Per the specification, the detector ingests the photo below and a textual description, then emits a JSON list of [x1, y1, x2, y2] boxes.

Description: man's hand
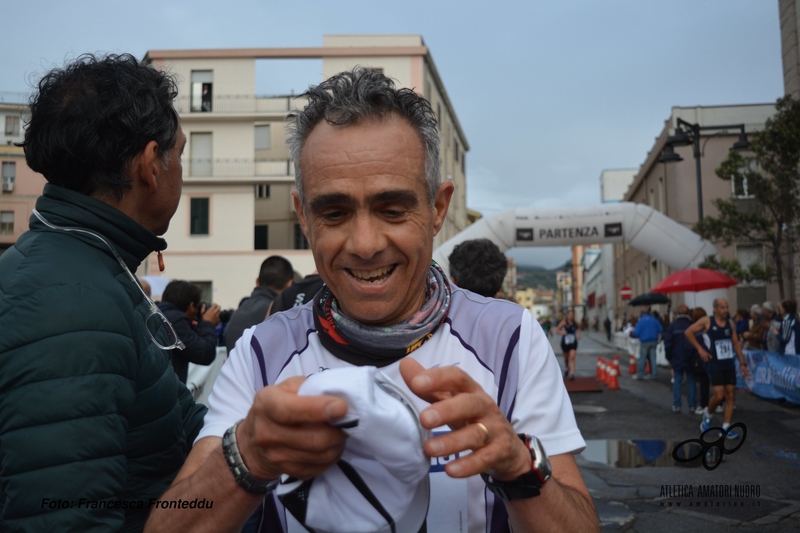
[[399, 358, 529, 481], [698, 349, 712, 362], [236, 376, 349, 481], [203, 303, 222, 325]]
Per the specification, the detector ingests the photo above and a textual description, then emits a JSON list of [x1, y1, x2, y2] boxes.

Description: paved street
[[546, 329, 800, 532]]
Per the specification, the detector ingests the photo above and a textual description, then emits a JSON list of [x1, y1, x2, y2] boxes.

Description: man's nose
[[344, 214, 387, 259]]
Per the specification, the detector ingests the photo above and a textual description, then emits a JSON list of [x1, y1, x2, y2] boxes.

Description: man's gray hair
[[286, 68, 441, 207]]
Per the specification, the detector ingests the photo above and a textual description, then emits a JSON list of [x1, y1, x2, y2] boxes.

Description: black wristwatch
[[222, 420, 279, 495], [481, 434, 552, 501]]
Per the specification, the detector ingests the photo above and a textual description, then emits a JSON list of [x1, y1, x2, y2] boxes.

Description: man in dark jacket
[[158, 280, 220, 383], [664, 305, 697, 413], [0, 54, 206, 532], [225, 255, 294, 353]]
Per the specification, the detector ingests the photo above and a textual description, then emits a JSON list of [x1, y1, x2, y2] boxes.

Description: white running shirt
[[198, 286, 585, 533]]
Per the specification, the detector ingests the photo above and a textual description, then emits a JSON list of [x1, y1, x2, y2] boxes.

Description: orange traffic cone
[[608, 361, 620, 390], [600, 358, 608, 384]]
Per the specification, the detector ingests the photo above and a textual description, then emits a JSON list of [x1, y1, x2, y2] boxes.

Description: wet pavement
[[547, 329, 800, 532]]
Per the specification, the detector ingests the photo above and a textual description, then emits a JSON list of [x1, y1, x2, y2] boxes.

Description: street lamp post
[[657, 118, 750, 222]]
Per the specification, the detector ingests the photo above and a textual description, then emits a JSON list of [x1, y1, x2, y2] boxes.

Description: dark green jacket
[[0, 185, 207, 532]]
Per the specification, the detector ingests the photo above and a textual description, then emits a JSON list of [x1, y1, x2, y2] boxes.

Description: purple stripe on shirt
[[496, 326, 521, 408], [445, 318, 494, 374], [251, 335, 267, 387]]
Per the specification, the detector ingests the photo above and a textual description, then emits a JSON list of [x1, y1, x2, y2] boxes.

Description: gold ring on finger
[[476, 422, 490, 445]]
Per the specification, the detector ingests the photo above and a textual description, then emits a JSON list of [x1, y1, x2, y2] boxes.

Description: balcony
[[184, 159, 294, 182], [0, 92, 31, 105], [174, 95, 308, 116]]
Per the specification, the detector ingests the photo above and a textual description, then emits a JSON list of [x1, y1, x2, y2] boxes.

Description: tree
[[695, 95, 800, 300]]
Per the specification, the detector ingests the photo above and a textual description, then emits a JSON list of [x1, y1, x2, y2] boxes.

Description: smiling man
[[145, 69, 598, 533]]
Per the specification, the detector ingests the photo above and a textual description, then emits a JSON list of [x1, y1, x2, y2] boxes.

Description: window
[[732, 159, 758, 198], [5, 116, 20, 136], [190, 132, 213, 177], [2, 162, 15, 191], [190, 198, 209, 235], [294, 223, 309, 250], [0, 211, 13, 233], [254, 224, 268, 250], [254, 125, 271, 150], [190, 70, 213, 112], [737, 245, 764, 284], [255, 184, 270, 198]]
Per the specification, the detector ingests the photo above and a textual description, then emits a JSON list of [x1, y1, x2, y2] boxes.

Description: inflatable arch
[[433, 202, 717, 276]]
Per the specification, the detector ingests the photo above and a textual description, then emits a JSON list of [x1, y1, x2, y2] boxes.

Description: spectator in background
[[743, 304, 766, 350], [779, 299, 800, 355], [734, 308, 749, 343], [225, 255, 294, 353], [447, 238, 508, 297], [631, 307, 663, 380], [158, 280, 220, 383], [690, 307, 711, 415], [269, 270, 326, 315], [763, 300, 781, 352], [664, 305, 696, 413], [604, 314, 612, 341]]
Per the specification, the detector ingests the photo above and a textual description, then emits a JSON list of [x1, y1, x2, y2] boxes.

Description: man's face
[[714, 299, 729, 319], [153, 124, 186, 235], [294, 115, 453, 326]]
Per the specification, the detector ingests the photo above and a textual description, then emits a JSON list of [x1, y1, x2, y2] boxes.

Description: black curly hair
[[20, 53, 179, 201]]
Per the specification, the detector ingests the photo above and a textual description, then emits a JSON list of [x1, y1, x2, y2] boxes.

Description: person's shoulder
[[449, 286, 524, 315]]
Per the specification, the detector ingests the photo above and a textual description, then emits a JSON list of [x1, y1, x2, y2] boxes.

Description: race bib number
[[564, 334, 576, 344], [714, 339, 734, 360], [428, 430, 469, 532]]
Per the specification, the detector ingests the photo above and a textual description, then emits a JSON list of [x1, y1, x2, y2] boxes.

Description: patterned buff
[[313, 262, 451, 367]]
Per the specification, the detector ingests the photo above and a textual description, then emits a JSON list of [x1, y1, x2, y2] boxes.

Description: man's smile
[[347, 264, 397, 284]]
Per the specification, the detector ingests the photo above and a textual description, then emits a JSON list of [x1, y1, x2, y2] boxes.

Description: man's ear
[[292, 191, 310, 239], [432, 180, 455, 236], [132, 140, 161, 194]]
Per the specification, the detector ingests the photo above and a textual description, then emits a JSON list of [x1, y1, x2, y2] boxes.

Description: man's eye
[[321, 211, 344, 221], [384, 209, 405, 218]]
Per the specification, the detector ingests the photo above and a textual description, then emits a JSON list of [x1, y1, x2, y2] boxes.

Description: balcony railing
[[186, 159, 294, 178], [175, 95, 308, 115], [0, 92, 31, 105]]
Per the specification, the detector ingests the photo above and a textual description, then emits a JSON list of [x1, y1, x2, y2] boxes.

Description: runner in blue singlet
[[685, 298, 749, 438], [556, 309, 580, 380]]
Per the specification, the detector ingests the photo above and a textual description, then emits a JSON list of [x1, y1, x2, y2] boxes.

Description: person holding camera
[[158, 280, 220, 383]]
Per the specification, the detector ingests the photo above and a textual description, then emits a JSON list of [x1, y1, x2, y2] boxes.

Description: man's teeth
[[350, 265, 394, 282]]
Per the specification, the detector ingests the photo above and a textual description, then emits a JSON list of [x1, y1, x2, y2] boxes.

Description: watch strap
[[222, 420, 278, 495]]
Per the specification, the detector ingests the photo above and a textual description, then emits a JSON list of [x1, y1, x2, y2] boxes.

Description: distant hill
[[516, 265, 558, 291]]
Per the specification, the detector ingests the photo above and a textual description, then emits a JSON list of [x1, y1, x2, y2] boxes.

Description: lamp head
[[658, 144, 684, 163], [732, 132, 750, 151], [666, 129, 693, 147]]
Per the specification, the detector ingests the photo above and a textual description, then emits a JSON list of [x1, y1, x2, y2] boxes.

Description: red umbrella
[[651, 268, 739, 294]]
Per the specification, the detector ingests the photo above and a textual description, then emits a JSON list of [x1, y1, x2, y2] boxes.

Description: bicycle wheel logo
[[671, 423, 747, 471]]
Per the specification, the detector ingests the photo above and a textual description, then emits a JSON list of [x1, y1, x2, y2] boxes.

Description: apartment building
[[144, 35, 470, 307], [613, 104, 778, 316], [0, 96, 46, 256]]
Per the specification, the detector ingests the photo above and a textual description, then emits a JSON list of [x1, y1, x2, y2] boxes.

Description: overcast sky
[[0, 1, 784, 268]]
